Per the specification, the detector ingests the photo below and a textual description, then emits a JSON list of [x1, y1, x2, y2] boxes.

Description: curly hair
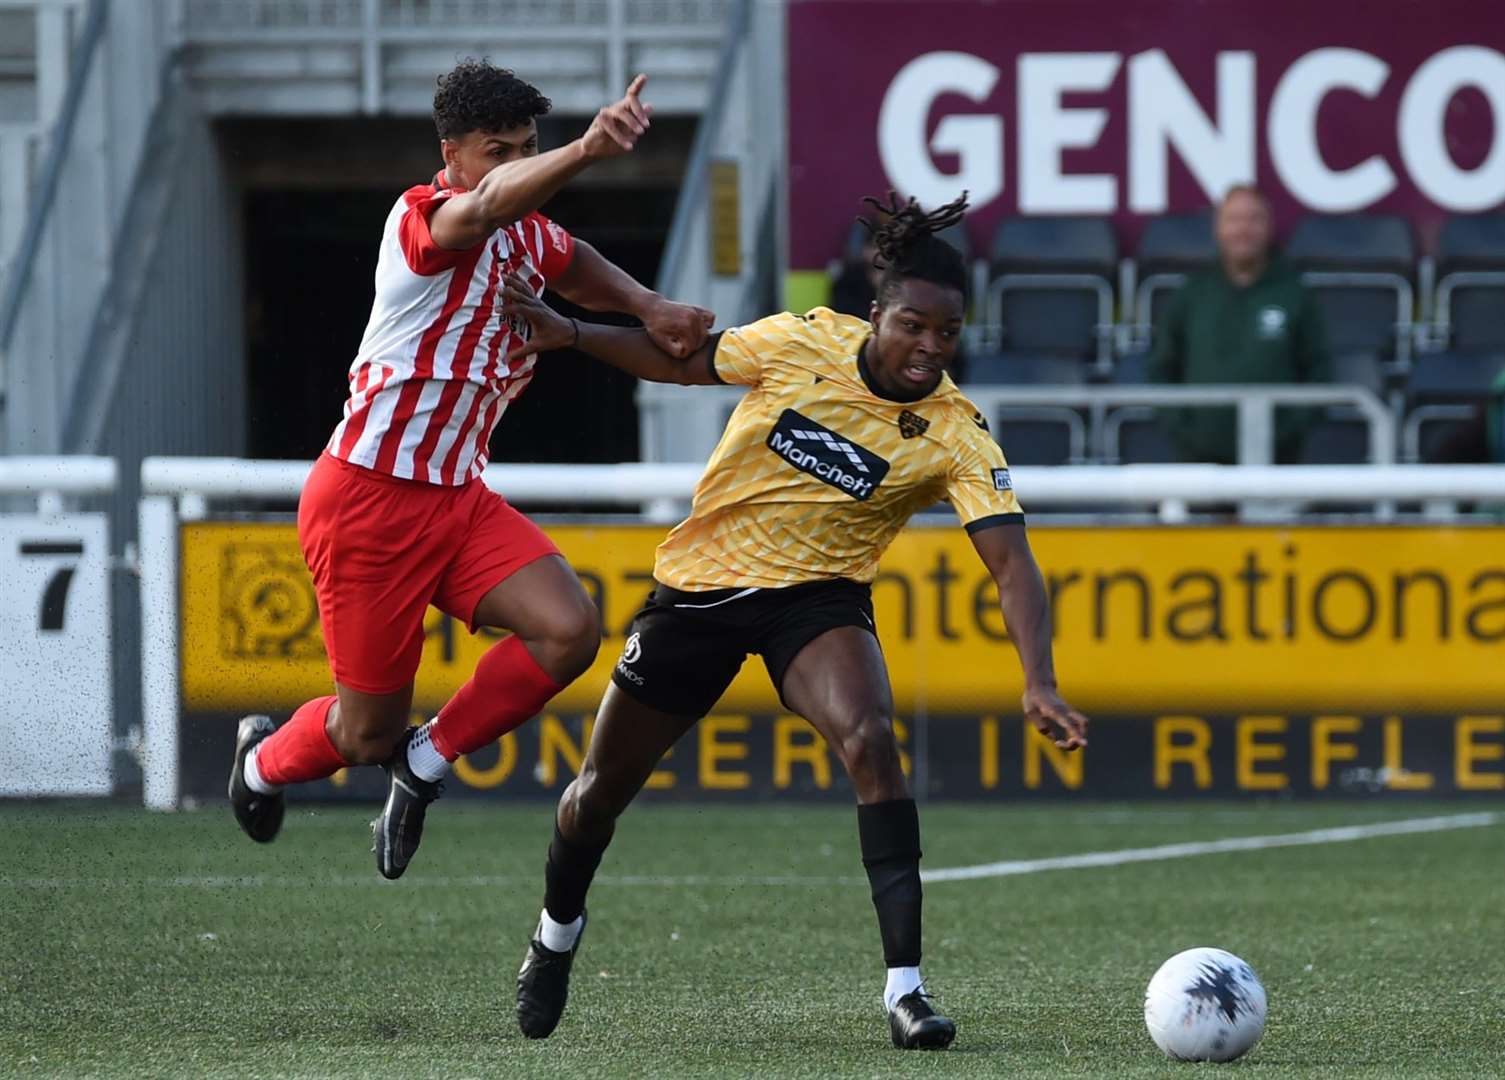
[[858, 190, 970, 303], [433, 59, 552, 140]]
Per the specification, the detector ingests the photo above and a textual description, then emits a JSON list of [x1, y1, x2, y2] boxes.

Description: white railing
[[0, 454, 116, 511], [639, 382, 1399, 466]]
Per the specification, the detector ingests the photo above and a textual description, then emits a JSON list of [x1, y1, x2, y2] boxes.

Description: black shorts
[[610, 578, 878, 717]]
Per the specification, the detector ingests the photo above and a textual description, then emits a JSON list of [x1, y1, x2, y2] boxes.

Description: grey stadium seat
[[1130, 211, 1217, 352], [1402, 351, 1505, 462], [1435, 214, 1505, 355], [985, 217, 1117, 372], [1286, 214, 1416, 370], [964, 353, 1087, 465]]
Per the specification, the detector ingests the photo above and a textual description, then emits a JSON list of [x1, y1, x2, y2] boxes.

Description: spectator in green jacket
[[1147, 185, 1331, 463]]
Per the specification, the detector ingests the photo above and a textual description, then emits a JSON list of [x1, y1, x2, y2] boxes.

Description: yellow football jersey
[[653, 307, 1024, 590]]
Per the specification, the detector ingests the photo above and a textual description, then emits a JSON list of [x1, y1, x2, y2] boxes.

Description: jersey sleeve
[[945, 418, 1025, 533], [707, 310, 810, 387], [528, 212, 576, 282], [397, 186, 472, 276]]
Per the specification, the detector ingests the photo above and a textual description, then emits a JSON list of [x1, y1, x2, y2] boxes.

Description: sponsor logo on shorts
[[992, 467, 1012, 491], [766, 409, 891, 501], [616, 632, 646, 685]]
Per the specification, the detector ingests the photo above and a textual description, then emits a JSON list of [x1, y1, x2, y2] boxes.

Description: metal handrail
[[1434, 270, 1505, 346], [0, 0, 107, 355]]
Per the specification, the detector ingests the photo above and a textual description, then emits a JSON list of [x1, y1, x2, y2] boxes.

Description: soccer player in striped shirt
[[226, 61, 713, 881], [500, 193, 1088, 1050]]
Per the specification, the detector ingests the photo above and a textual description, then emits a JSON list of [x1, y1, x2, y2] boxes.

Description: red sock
[[255, 695, 346, 785], [430, 636, 563, 760]]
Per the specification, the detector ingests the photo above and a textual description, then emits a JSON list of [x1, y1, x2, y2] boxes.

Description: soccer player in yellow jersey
[[501, 193, 1088, 1050]]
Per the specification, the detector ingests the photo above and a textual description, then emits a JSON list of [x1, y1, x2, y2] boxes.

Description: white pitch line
[[4, 812, 1497, 891], [921, 811, 1501, 883]]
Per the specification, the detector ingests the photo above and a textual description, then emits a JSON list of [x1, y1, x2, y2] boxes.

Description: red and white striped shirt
[[327, 171, 575, 485]]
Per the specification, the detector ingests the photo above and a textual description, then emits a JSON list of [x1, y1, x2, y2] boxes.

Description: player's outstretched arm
[[550, 239, 715, 359], [501, 273, 717, 385], [969, 523, 1090, 751], [430, 75, 654, 251]]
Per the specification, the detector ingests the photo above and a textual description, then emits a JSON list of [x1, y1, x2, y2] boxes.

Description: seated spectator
[[1148, 185, 1330, 463], [829, 233, 881, 317]]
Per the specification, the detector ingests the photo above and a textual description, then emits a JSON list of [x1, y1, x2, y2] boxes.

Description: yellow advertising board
[[181, 523, 1505, 714]]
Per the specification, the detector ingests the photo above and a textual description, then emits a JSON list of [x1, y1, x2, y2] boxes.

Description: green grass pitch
[[4, 800, 1502, 1078]]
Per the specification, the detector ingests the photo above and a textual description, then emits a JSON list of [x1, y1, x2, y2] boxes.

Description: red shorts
[[297, 452, 560, 695]]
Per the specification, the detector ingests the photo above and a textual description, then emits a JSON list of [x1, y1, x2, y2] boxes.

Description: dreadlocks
[[858, 190, 970, 304]]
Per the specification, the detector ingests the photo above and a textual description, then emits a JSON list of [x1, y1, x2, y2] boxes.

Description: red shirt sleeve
[[526, 212, 576, 283], [397, 186, 475, 276]]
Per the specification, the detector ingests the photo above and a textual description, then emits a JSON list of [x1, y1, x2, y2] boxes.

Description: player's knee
[[836, 713, 904, 790], [328, 704, 407, 765], [536, 595, 601, 682], [562, 769, 618, 841]]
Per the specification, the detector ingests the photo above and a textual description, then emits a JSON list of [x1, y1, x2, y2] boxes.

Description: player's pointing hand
[[582, 74, 653, 160], [500, 272, 577, 363], [1022, 684, 1089, 751]]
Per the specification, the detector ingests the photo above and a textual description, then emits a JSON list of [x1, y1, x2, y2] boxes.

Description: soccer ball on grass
[[1143, 947, 1267, 1062]]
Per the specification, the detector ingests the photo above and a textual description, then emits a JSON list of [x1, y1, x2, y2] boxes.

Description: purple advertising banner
[[786, 0, 1505, 269]]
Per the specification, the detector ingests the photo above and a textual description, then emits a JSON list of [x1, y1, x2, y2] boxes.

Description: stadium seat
[[1401, 351, 1505, 462], [965, 353, 1087, 386], [1128, 211, 1216, 352], [984, 217, 1117, 373], [1405, 351, 1505, 398], [992, 414, 1084, 466], [1298, 415, 1371, 464], [1104, 407, 1179, 464], [965, 353, 1087, 465], [1434, 214, 1505, 355], [1285, 214, 1416, 371], [1329, 350, 1386, 396]]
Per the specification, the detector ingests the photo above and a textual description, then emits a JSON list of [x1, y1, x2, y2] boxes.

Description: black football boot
[[228, 714, 285, 844], [889, 989, 957, 1050], [516, 912, 587, 1039], [370, 726, 444, 880]]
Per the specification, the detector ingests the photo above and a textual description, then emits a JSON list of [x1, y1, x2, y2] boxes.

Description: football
[[1144, 947, 1268, 1062]]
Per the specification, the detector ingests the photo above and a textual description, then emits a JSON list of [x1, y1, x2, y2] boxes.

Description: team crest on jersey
[[897, 410, 930, 439], [766, 409, 891, 501]]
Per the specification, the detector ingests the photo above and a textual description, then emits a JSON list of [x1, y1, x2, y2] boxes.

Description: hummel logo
[[971, 411, 990, 432], [788, 427, 871, 473]]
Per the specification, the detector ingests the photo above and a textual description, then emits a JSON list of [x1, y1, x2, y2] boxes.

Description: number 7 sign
[[0, 518, 112, 795]]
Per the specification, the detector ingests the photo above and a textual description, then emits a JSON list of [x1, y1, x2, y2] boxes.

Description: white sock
[[538, 908, 584, 953], [243, 744, 282, 795], [406, 720, 450, 782], [884, 966, 923, 1011]]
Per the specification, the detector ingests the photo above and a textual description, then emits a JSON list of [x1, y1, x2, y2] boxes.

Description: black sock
[[542, 820, 609, 926], [857, 797, 923, 969]]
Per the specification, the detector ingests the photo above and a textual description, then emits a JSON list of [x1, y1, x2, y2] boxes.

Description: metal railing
[[637, 382, 1398, 467]]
